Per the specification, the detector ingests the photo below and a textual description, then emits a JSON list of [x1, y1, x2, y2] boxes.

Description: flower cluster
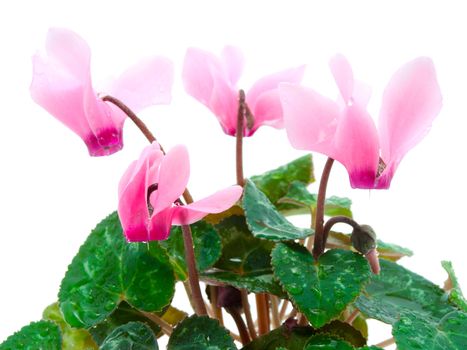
[[31, 28, 442, 242]]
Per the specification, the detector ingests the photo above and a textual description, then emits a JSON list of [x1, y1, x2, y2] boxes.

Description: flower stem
[[210, 286, 224, 325], [226, 307, 251, 345], [270, 296, 281, 329], [256, 293, 270, 335], [141, 311, 173, 336], [279, 300, 289, 321], [102, 95, 193, 204], [181, 224, 207, 316], [345, 308, 360, 324], [102, 95, 159, 145], [312, 157, 335, 260], [241, 290, 257, 339], [236, 90, 246, 186], [322, 215, 360, 247], [375, 337, 395, 348]]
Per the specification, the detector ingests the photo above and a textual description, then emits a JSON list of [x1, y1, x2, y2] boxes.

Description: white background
[[0, 1, 466, 348]]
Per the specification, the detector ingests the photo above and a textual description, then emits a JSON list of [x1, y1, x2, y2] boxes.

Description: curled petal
[[333, 105, 380, 189], [171, 185, 243, 225], [379, 57, 442, 175], [108, 56, 174, 112], [31, 28, 125, 156], [118, 161, 149, 243], [247, 65, 306, 134], [182, 47, 237, 135], [31, 53, 90, 138], [220, 46, 245, 86], [150, 145, 190, 215], [280, 83, 339, 156], [329, 54, 354, 104], [118, 143, 164, 242], [45, 27, 91, 80], [149, 207, 175, 241]]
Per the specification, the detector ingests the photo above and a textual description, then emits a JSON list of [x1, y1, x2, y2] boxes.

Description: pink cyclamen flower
[[118, 142, 243, 241], [30, 28, 174, 156], [280, 55, 442, 189], [182, 46, 305, 136]]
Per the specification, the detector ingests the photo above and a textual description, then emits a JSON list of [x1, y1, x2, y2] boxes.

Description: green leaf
[[43, 303, 97, 349], [442, 261, 467, 311], [167, 315, 236, 350], [272, 244, 371, 328], [59, 212, 175, 328], [277, 181, 353, 217], [100, 322, 158, 350], [324, 232, 412, 262], [241, 325, 314, 350], [319, 320, 366, 347], [393, 311, 467, 350], [375, 240, 413, 261], [340, 308, 368, 339], [243, 179, 312, 241], [251, 154, 315, 205], [204, 215, 284, 296], [161, 221, 222, 280], [304, 335, 354, 350], [0, 321, 61, 350], [202, 270, 286, 297], [88, 302, 161, 345], [214, 215, 275, 273], [356, 259, 456, 324]]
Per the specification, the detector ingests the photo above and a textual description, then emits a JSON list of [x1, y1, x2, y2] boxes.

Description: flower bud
[[351, 224, 377, 255]]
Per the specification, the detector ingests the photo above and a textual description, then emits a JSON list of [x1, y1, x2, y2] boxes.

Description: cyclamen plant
[[2, 27, 466, 350]]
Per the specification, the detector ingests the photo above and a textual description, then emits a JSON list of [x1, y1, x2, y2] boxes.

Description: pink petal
[[31, 28, 124, 156], [171, 185, 243, 225], [379, 57, 442, 176], [150, 145, 190, 215], [246, 65, 306, 136], [149, 207, 175, 241], [220, 46, 245, 86], [280, 83, 339, 156], [246, 90, 283, 136], [333, 105, 380, 188], [209, 77, 238, 136], [118, 143, 164, 241], [45, 27, 91, 80], [182, 47, 237, 136], [30, 53, 90, 138], [329, 54, 354, 104], [108, 56, 174, 112]]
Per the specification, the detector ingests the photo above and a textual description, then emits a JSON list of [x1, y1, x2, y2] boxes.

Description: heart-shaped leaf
[[356, 259, 456, 324], [243, 180, 312, 241], [43, 302, 97, 349], [59, 212, 175, 328], [202, 269, 286, 297], [241, 325, 314, 350], [100, 322, 158, 350], [393, 311, 467, 349], [251, 154, 315, 205], [272, 243, 371, 328], [203, 215, 284, 296], [0, 321, 61, 350], [161, 221, 222, 280], [277, 181, 353, 218], [88, 302, 161, 345], [167, 315, 236, 350], [304, 335, 354, 350]]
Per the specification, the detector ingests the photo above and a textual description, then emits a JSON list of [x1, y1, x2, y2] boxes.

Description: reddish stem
[[182, 224, 207, 316], [312, 158, 334, 260]]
